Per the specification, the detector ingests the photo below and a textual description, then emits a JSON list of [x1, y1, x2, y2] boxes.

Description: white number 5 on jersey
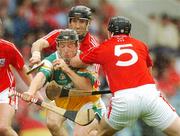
[[115, 44, 138, 66]]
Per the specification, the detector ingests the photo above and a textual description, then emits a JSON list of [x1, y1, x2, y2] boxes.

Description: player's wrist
[[32, 51, 41, 59], [26, 91, 35, 96]]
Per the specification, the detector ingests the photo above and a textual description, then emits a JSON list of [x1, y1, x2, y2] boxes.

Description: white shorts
[[0, 87, 18, 109], [105, 84, 178, 130]]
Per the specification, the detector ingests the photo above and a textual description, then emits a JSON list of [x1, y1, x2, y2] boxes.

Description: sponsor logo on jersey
[[59, 73, 66, 80], [0, 58, 5, 67]]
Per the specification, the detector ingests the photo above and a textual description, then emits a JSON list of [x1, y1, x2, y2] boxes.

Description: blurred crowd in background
[[0, 0, 180, 136]]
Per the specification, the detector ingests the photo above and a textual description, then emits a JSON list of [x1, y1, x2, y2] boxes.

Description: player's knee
[[0, 125, 11, 135], [73, 125, 97, 136], [163, 117, 180, 136], [88, 130, 97, 136], [47, 117, 65, 132], [47, 119, 60, 131]]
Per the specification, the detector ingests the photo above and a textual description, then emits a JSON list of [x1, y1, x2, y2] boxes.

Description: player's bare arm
[[53, 58, 92, 91], [70, 55, 89, 68], [22, 72, 46, 102], [30, 38, 50, 66]]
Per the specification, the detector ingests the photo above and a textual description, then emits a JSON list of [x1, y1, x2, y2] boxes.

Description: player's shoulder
[[0, 39, 17, 51], [98, 38, 110, 47], [130, 36, 146, 45], [0, 39, 14, 46], [49, 29, 62, 34], [86, 32, 99, 47], [131, 37, 149, 50], [43, 29, 62, 39]]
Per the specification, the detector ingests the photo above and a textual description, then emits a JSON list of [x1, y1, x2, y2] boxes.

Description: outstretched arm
[[22, 72, 46, 102], [10, 65, 44, 100], [28, 72, 46, 95]]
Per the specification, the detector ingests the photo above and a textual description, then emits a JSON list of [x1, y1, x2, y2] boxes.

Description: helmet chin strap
[[79, 35, 85, 41], [78, 35, 85, 41], [78, 31, 87, 41]]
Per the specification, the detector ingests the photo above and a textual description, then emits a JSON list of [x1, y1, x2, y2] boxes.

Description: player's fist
[[22, 92, 34, 102], [29, 51, 41, 67], [53, 59, 71, 73]]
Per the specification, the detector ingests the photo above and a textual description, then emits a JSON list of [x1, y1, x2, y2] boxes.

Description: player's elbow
[[79, 79, 93, 92], [32, 39, 49, 52]]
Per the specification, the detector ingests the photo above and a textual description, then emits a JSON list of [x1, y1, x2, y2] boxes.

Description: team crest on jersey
[[0, 58, 5, 67], [64, 83, 73, 89], [59, 73, 66, 80]]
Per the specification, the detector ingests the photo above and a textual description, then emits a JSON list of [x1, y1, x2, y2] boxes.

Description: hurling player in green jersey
[[22, 29, 105, 136]]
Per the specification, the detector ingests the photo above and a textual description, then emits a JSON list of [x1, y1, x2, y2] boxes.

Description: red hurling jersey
[[80, 35, 155, 93], [0, 39, 24, 92], [43, 30, 99, 52], [79, 33, 99, 52], [42, 29, 61, 54]]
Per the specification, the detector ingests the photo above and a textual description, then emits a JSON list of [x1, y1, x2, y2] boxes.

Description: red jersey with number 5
[[80, 35, 155, 93], [0, 39, 24, 92]]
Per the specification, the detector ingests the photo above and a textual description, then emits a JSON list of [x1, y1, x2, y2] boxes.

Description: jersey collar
[[112, 34, 130, 38]]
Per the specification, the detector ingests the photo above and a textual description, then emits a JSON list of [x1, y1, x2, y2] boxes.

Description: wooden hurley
[[46, 80, 111, 100], [27, 62, 44, 75], [9, 91, 95, 126]]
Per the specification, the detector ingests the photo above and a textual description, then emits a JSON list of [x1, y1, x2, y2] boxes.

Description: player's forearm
[[70, 55, 89, 68], [66, 69, 92, 91], [31, 39, 49, 54], [28, 72, 46, 95]]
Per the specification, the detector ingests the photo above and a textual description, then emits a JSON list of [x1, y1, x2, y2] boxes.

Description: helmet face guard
[[56, 29, 79, 64], [108, 16, 131, 35], [68, 5, 92, 21], [56, 29, 79, 42]]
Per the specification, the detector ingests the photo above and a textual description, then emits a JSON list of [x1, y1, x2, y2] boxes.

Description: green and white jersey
[[39, 51, 96, 89]]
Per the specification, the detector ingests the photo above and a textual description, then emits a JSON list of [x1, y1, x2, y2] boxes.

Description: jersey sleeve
[[79, 47, 102, 65], [39, 59, 53, 82], [10, 44, 24, 70], [42, 29, 61, 49]]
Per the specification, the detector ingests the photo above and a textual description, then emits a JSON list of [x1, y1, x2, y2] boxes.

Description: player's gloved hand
[[29, 51, 41, 67]]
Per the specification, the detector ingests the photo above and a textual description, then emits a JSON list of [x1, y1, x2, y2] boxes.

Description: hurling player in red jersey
[[29, 5, 99, 66], [0, 37, 32, 135], [70, 16, 180, 136], [28, 5, 102, 136]]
